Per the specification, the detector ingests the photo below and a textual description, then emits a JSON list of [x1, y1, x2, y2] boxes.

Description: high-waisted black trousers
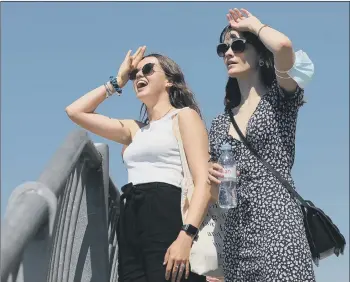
[[118, 182, 206, 282]]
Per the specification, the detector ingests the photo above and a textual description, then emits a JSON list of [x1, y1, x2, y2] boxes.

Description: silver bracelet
[[274, 71, 292, 80], [104, 82, 114, 98], [257, 24, 269, 39]]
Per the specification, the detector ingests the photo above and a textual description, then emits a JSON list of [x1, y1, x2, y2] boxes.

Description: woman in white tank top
[[66, 46, 211, 282]]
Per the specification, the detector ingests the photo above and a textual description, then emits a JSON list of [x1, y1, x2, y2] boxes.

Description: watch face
[[182, 224, 198, 236]]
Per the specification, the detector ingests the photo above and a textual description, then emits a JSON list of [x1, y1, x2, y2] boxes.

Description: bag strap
[[172, 113, 193, 183], [228, 110, 309, 207]]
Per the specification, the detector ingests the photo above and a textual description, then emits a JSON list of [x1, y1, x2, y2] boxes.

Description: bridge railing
[[1, 130, 120, 282]]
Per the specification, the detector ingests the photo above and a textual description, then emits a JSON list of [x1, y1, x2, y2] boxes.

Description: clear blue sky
[[1, 2, 349, 281]]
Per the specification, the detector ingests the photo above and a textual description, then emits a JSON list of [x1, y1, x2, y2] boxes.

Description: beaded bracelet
[[109, 76, 123, 95]]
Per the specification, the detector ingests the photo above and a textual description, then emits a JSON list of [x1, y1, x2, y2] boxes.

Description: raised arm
[[65, 46, 146, 145], [228, 8, 298, 92]]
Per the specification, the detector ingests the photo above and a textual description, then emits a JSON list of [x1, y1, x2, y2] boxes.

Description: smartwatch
[[181, 224, 199, 241]]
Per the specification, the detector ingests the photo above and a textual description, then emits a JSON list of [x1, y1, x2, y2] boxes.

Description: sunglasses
[[216, 38, 247, 57], [129, 63, 158, 81]]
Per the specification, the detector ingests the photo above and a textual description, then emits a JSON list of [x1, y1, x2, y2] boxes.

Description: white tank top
[[123, 108, 185, 187]]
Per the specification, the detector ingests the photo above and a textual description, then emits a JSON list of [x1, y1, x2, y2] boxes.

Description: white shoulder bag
[[172, 112, 226, 278]]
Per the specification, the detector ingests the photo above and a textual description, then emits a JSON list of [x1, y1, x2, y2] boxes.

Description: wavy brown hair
[[139, 53, 202, 123]]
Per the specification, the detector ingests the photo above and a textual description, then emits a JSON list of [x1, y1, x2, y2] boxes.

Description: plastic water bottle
[[218, 143, 238, 209]]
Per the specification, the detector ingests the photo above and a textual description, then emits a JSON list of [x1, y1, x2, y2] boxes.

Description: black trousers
[[118, 182, 206, 282]]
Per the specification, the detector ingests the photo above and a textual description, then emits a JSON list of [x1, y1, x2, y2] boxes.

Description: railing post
[[95, 143, 110, 220], [47, 148, 110, 282], [108, 180, 120, 282]]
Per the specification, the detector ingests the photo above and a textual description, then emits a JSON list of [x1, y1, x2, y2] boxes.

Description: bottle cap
[[221, 143, 231, 151]]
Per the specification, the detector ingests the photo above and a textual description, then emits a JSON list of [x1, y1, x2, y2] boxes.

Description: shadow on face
[[223, 30, 260, 79], [218, 26, 276, 110], [132, 56, 170, 104]]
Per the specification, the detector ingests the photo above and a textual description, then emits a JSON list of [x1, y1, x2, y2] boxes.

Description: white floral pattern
[[209, 80, 316, 282]]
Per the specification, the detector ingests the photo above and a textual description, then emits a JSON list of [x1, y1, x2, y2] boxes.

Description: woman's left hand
[[164, 231, 193, 281], [226, 8, 263, 34]]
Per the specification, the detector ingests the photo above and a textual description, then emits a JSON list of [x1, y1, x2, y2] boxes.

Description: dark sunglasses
[[129, 63, 156, 81], [216, 38, 247, 57]]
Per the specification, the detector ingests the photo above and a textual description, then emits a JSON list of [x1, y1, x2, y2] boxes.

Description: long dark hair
[[220, 25, 276, 111], [139, 53, 202, 123]]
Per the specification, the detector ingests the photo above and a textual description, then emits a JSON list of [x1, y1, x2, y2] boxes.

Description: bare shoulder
[[176, 107, 207, 141], [177, 107, 202, 124], [121, 119, 145, 138]]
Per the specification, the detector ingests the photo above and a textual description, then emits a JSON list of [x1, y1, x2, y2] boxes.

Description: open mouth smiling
[[136, 79, 148, 90]]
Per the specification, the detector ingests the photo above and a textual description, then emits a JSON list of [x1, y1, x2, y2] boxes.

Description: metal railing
[[1, 130, 120, 282]]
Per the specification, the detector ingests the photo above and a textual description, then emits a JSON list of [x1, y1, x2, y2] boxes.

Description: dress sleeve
[[270, 79, 306, 109]]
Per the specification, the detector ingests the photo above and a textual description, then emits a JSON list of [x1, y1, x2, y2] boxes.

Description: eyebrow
[[224, 32, 239, 42]]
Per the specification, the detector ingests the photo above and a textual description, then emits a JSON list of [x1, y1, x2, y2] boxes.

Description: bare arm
[[164, 109, 212, 280], [251, 21, 297, 92], [65, 83, 140, 145], [178, 108, 211, 229], [65, 46, 146, 145], [230, 9, 297, 92]]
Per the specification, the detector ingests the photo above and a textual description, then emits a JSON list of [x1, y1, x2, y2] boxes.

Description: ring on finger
[[176, 263, 186, 281]]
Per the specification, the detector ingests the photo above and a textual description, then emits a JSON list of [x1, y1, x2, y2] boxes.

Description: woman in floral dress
[[207, 8, 316, 282]]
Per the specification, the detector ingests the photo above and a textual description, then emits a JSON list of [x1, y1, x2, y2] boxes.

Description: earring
[[259, 59, 265, 67]]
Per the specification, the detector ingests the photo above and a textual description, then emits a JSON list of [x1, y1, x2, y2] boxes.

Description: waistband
[[119, 182, 181, 248]]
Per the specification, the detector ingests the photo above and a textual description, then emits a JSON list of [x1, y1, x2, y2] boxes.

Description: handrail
[[1, 130, 113, 281], [38, 130, 102, 196], [108, 180, 120, 282]]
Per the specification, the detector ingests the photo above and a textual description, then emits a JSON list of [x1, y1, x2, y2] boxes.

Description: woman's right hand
[[208, 162, 224, 185], [208, 162, 240, 203], [207, 162, 223, 203], [116, 46, 146, 88], [208, 162, 240, 185]]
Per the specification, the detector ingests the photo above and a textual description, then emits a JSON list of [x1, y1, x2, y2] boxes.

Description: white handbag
[[172, 113, 226, 277]]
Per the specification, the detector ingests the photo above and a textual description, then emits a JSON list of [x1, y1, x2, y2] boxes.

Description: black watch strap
[[181, 224, 199, 241]]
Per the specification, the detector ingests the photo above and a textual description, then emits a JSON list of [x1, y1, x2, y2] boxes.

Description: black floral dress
[[209, 80, 316, 282]]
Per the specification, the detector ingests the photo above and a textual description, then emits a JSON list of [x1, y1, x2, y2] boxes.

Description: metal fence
[[1, 130, 120, 282]]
